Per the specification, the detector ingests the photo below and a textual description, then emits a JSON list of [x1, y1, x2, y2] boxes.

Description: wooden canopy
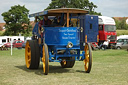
[[29, 8, 89, 27], [29, 8, 88, 17]]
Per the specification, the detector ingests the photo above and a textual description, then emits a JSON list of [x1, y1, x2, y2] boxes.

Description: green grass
[[0, 49, 128, 85], [116, 30, 128, 36]]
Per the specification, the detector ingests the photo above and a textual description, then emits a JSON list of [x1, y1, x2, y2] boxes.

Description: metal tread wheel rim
[[42, 44, 49, 75], [25, 41, 31, 68], [84, 44, 89, 71], [84, 43, 92, 73]]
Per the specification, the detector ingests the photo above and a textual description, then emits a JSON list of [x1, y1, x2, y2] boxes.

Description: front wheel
[[42, 44, 49, 75], [84, 43, 92, 73], [25, 40, 40, 69]]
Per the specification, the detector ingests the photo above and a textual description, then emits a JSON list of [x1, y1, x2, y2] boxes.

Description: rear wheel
[[60, 51, 75, 68], [42, 44, 49, 75], [84, 43, 92, 73], [33, 40, 40, 68], [69, 57, 75, 68], [117, 46, 121, 50], [61, 57, 75, 68], [25, 40, 40, 69]]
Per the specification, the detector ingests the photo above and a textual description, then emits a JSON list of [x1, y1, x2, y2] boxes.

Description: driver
[[39, 15, 52, 28]]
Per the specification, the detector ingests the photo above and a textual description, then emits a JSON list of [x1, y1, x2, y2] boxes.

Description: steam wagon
[[25, 8, 98, 75]]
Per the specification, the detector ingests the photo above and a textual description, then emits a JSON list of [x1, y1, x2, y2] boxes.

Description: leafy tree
[[1, 5, 31, 36], [46, 0, 101, 15], [115, 18, 128, 30]]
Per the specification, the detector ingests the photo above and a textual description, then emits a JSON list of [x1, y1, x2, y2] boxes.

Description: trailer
[[0, 36, 24, 50], [25, 8, 99, 75]]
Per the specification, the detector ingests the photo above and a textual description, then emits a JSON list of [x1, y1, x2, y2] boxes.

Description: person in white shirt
[[103, 39, 110, 50]]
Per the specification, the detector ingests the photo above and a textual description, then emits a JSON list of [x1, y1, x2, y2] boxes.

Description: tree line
[[1, 0, 102, 36], [115, 18, 128, 30], [1, 0, 127, 36]]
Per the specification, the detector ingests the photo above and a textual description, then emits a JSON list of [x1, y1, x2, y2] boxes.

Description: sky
[[0, 0, 128, 23]]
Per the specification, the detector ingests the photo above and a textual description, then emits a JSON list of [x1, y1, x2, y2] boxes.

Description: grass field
[[0, 49, 128, 85], [116, 30, 128, 36]]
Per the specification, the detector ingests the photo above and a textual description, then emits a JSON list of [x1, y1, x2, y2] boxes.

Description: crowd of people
[[37, 15, 74, 40], [38, 15, 73, 29]]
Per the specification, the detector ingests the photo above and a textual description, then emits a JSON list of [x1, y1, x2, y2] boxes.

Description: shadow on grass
[[76, 70, 86, 73], [15, 65, 71, 75], [76, 70, 92, 74]]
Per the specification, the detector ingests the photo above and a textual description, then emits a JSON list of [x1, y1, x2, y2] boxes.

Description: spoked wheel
[[84, 43, 92, 73], [42, 44, 49, 75], [25, 40, 40, 69]]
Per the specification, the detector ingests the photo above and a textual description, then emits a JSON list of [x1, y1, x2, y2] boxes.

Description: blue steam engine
[[25, 8, 98, 75]]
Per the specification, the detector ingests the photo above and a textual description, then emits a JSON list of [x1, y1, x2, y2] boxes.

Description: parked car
[[4, 42, 11, 48], [4, 40, 24, 48], [116, 38, 128, 49]]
